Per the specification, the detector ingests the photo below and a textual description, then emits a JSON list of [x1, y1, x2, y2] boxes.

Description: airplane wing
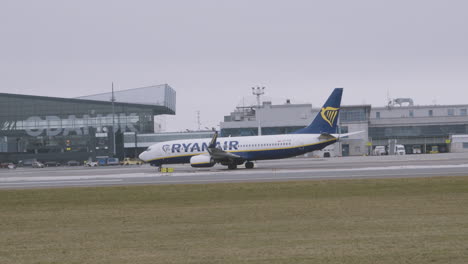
[[207, 131, 242, 161]]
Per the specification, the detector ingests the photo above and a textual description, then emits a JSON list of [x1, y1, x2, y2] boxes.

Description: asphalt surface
[[1, 153, 468, 189]]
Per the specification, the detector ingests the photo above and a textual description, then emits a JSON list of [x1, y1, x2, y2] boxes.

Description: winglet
[[208, 131, 218, 149]]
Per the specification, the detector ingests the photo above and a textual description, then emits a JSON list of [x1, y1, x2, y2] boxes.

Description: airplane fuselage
[[139, 88, 344, 169], [139, 133, 337, 166]]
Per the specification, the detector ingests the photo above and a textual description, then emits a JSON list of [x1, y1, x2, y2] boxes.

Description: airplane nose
[[138, 152, 147, 161]]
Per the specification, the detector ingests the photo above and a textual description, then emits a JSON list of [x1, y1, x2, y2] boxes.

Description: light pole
[[111, 82, 116, 157], [252, 86, 265, 136]]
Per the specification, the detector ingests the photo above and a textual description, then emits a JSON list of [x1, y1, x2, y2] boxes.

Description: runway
[[1, 153, 468, 189]]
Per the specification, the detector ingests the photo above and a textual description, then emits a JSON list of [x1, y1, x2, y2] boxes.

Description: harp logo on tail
[[320, 107, 339, 127]]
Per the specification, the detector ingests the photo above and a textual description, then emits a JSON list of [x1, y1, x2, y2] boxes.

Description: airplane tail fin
[[293, 88, 343, 134]]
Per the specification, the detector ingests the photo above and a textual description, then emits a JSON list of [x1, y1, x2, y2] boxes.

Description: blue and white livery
[[139, 88, 349, 170]]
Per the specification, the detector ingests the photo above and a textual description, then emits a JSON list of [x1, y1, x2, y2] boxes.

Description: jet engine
[[190, 155, 215, 168]]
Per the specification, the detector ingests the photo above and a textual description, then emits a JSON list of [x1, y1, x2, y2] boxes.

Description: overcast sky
[[1, 0, 467, 131]]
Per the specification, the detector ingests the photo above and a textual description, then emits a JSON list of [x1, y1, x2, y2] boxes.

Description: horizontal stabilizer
[[331, 130, 365, 139]]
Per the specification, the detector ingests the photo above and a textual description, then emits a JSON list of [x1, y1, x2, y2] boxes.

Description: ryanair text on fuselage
[[165, 141, 239, 153]]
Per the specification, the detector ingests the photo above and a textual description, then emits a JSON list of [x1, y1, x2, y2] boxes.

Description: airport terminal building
[[370, 104, 468, 154], [0, 84, 176, 163]]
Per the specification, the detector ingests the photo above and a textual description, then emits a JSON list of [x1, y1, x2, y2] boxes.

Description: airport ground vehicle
[[97, 157, 120, 166], [430, 146, 439, 154], [120, 158, 142, 165], [412, 145, 422, 154], [374, 146, 387, 155], [394, 144, 406, 155]]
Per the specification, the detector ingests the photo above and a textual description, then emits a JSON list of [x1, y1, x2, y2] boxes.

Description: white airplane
[[139, 88, 353, 170]]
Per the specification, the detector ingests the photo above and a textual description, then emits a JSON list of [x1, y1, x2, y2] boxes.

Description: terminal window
[[428, 110, 433, 117], [448, 109, 455, 116], [463, 142, 468, 149], [461, 109, 467, 116]]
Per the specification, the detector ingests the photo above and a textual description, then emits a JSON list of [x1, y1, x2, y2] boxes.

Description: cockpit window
[[144, 147, 152, 152]]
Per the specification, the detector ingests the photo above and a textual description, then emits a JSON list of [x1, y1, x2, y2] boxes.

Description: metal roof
[[0, 92, 175, 115]]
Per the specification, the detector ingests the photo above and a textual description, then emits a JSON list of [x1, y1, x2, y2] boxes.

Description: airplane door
[[342, 144, 350, 156], [298, 141, 305, 151]]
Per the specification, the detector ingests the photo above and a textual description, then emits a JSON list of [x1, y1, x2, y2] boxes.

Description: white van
[[395, 145, 406, 155], [374, 146, 387, 155]]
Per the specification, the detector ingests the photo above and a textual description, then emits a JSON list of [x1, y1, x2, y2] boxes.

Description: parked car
[[0, 162, 16, 169], [67, 160, 80, 166], [18, 159, 37, 167], [106, 158, 120, 166], [44, 161, 61, 167], [32, 161, 45, 168], [0, 162, 12, 168], [120, 158, 143, 165], [85, 161, 99, 167], [96, 157, 120, 166]]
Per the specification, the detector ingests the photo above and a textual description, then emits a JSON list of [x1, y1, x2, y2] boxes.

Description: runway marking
[[0, 174, 149, 182], [0, 179, 123, 189], [0, 179, 122, 185]]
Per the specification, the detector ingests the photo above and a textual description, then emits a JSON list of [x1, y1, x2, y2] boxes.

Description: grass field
[[1, 176, 468, 264]]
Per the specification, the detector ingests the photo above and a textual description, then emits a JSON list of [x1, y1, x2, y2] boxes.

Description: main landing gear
[[245, 161, 254, 169], [227, 161, 254, 170]]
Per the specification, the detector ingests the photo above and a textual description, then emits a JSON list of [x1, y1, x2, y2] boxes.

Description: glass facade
[[0, 93, 174, 162], [369, 124, 468, 153], [125, 132, 214, 145], [369, 125, 468, 138], [340, 107, 369, 122], [221, 126, 305, 137]]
